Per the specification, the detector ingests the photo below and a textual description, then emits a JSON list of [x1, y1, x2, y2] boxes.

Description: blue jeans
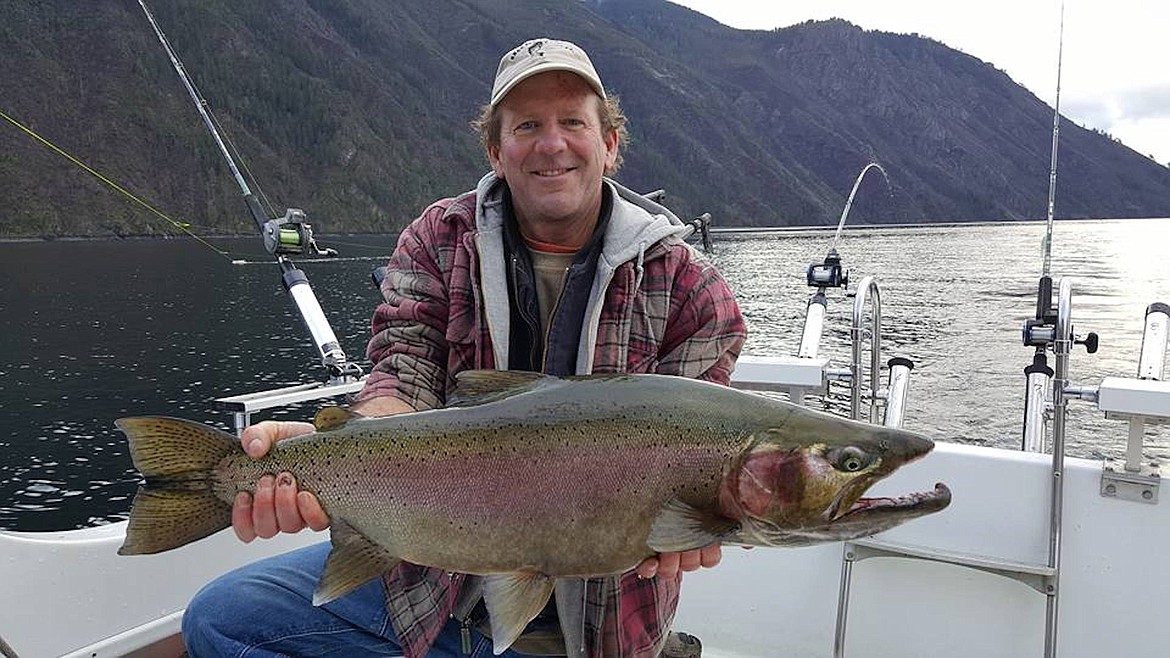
[[182, 541, 528, 657]]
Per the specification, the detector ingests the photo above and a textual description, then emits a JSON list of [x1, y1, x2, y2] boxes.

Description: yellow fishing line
[[1, 108, 232, 260]]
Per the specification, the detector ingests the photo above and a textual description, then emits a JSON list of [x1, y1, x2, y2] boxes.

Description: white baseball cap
[[490, 38, 606, 107]]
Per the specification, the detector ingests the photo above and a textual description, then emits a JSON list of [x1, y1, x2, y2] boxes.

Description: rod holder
[[799, 292, 828, 359], [1023, 353, 1054, 453], [883, 357, 914, 429], [282, 268, 348, 378], [1138, 303, 1169, 381]]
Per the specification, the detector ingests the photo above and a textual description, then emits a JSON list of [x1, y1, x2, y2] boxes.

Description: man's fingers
[[635, 555, 659, 579], [251, 475, 279, 539], [636, 556, 658, 579], [700, 544, 722, 568], [656, 552, 682, 578], [677, 549, 702, 573], [231, 492, 256, 543], [241, 423, 276, 458], [638, 545, 723, 580], [298, 491, 331, 531], [274, 473, 306, 533], [241, 420, 316, 458]]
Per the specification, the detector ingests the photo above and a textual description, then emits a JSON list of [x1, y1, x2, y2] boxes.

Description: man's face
[[488, 71, 619, 237]]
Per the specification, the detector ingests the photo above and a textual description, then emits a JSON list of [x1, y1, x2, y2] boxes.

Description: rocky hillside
[[2, 0, 1168, 238]]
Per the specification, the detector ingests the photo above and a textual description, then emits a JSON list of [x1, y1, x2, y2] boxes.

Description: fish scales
[[213, 376, 760, 575]]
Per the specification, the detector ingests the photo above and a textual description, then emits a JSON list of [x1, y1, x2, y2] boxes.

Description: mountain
[[2, 0, 1168, 239]]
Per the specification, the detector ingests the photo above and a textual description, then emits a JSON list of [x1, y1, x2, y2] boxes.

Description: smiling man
[[181, 38, 746, 658], [486, 42, 618, 248]]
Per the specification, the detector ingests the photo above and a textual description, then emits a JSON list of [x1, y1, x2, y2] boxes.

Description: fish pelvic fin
[[313, 520, 402, 606], [647, 498, 741, 553], [114, 417, 241, 555], [483, 572, 556, 655]]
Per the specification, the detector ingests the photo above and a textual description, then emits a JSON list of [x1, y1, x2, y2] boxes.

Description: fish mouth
[[734, 482, 951, 548], [836, 482, 952, 521]]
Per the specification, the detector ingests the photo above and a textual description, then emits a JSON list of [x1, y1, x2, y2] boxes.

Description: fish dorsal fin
[[647, 498, 741, 553], [483, 572, 556, 655], [313, 520, 401, 605], [313, 406, 358, 432], [448, 370, 553, 407]]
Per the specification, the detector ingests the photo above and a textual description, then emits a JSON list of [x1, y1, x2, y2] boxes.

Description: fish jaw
[[806, 482, 952, 543], [719, 421, 949, 545]]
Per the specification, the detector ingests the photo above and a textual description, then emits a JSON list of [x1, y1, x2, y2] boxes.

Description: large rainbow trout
[[118, 370, 949, 654]]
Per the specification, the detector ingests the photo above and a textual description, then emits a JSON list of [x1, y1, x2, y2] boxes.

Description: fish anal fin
[[448, 370, 553, 407], [483, 572, 556, 655], [554, 578, 588, 658], [647, 498, 740, 553], [313, 520, 401, 605], [313, 406, 359, 432]]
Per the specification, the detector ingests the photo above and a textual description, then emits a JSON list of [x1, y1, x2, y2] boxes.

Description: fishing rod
[[802, 162, 890, 359], [137, 0, 361, 382], [1018, 7, 1100, 657], [1021, 3, 1097, 452], [1041, 6, 1064, 279]]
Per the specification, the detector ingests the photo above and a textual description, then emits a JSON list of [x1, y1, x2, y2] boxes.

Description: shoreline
[[2, 216, 1168, 243]]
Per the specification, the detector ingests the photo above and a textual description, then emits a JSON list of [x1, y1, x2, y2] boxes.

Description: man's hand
[[230, 397, 416, 543], [231, 420, 330, 542], [635, 544, 722, 580]]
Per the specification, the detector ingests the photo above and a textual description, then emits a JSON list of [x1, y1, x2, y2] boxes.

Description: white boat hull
[[675, 440, 1162, 657], [0, 523, 321, 657]]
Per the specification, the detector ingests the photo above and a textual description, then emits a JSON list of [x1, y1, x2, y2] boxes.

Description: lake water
[[2, 218, 1168, 531]]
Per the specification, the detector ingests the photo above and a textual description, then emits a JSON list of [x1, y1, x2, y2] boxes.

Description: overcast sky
[[670, 0, 1170, 166]]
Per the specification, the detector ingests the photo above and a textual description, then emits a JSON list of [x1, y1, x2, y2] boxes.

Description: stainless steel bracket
[[844, 538, 1057, 595], [1101, 462, 1160, 504]]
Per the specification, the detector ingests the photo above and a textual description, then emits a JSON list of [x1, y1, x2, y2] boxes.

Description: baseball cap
[[490, 38, 606, 107]]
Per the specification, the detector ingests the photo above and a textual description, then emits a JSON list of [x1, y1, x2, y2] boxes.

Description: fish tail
[[115, 416, 240, 555]]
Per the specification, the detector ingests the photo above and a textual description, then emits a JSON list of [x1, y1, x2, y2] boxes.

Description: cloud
[[1059, 88, 1170, 164], [1064, 84, 1170, 131], [1111, 85, 1170, 122]]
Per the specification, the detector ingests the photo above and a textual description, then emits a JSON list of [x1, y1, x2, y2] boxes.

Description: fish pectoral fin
[[647, 498, 740, 553], [447, 370, 553, 407], [482, 572, 556, 655], [313, 406, 360, 432], [313, 520, 401, 605]]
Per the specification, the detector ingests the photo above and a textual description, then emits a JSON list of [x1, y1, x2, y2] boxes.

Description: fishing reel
[[1021, 275, 1099, 353], [262, 208, 338, 258], [807, 249, 849, 289]]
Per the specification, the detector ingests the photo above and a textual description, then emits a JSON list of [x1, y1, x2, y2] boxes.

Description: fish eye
[[829, 446, 874, 473]]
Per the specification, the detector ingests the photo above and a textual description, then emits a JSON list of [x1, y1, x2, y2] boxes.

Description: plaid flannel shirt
[[358, 182, 746, 658]]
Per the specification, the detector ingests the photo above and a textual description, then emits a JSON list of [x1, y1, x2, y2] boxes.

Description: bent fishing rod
[[137, 0, 361, 382]]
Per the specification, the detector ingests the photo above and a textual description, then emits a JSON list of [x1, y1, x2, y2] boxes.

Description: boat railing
[[835, 277, 1170, 658], [216, 380, 367, 436]]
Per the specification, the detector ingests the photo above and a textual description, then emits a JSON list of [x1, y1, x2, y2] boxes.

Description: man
[[182, 37, 746, 657]]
